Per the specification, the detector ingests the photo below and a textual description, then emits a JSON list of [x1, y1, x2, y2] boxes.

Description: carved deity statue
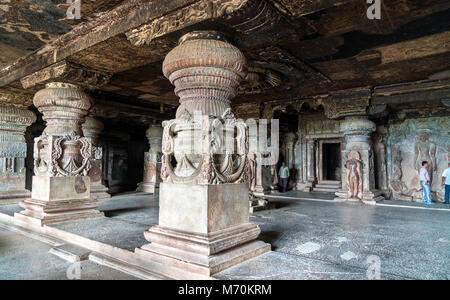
[[345, 150, 362, 199], [414, 131, 436, 181], [390, 148, 416, 201]]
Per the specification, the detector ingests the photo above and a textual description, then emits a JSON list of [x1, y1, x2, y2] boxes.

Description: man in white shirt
[[278, 162, 290, 193], [442, 162, 450, 204], [419, 161, 433, 204]]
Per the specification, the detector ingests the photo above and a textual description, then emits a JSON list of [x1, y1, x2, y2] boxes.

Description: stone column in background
[[137, 123, 163, 194], [135, 31, 270, 276], [82, 116, 110, 200], [15, 82, 104, 225], [303, 139, 317, 192], [335, 116, 384, 204], [0, 105, 36, 204]]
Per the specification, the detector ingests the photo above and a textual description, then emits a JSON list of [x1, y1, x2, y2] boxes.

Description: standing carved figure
[[390, 148, 415, 201], [414, 131, 436, 182], [345, 150, 362, 199]]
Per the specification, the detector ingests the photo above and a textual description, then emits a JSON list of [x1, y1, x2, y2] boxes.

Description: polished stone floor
[[0, 193, 448, 280]]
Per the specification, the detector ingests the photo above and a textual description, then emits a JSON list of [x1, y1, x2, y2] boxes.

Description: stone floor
[[0, 227, 137, 280], [0, 192, 448, 280]]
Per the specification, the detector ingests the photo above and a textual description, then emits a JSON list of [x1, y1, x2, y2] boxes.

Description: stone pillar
[[82, 116, 110, 200], [15, 82, 104, 225], [137, 123, 163, 194], [0, 105, 36, 204], [334, 116, 384, 204], [135, 31, 270, 276], [303, 139, 317, 192]]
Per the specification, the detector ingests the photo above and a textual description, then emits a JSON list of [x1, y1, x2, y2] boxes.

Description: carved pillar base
[[303, 177, 317, 192], [249, 198, 272, 213], [90, 185, 111, 200], [136, 182, 270, 276], [0, 190, 31, 205], [15, 176, 103, 226], [136, 153, 162, 194]]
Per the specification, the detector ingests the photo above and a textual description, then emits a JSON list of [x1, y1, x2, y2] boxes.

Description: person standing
[[441, 162, 450, 204], [420, 161, 433, 204], [279, 162, 290, 193]]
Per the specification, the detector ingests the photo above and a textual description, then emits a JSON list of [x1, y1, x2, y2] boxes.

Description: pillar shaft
[[82, 116, 110, 199], [136, 31, 270, 276], [137, 124, 163, 194], [15, 82, 103, 225], [303, 139, 317, 191], [0, 105, 36, 204]]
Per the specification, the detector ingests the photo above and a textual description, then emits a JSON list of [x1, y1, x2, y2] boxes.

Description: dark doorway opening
[[322, 143, 341, 181]]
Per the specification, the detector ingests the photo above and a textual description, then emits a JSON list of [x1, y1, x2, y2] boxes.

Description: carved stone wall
[[387, 116, 450, 202]]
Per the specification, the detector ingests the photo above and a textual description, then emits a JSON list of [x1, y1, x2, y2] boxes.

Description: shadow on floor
[[258, 230, 282, 250]]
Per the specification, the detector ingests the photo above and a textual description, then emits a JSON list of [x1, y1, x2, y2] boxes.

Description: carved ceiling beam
[[0, 88, 34, 108], [20, 61, 112, 90], [90, 99, 173, 121], [126, 0, 250, 46], [320, 87, 371, 119], [0, 0, 199, 87]]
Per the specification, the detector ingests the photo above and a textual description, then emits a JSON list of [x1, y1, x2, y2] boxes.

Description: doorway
[[320, 141, 341, 182]]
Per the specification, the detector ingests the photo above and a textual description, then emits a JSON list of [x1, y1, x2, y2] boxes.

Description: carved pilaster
[[0, 105, 36, 204], [303, 139, 317, 192], [16, 82, 103, 225], [82, 116, 110, 200], [335, 116, 384, 204]]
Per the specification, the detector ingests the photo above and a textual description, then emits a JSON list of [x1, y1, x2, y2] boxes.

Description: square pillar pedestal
[[135, 182, 271, 276], [15, 176, 103, 226]]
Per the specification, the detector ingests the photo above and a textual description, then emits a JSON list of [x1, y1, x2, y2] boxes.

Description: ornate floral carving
[[32, 82, 93, 178], [52, 132, 91, 177]]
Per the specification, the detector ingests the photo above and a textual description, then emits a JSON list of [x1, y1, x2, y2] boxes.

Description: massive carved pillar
[[15, 83, 103, 225], [137, 123, 163, 194], [303, 139, 317, 192], [135, 31, 270, 276], [0, 105, 36, 204], [82, 116, 110, 200], [335, 116, 384, 204]]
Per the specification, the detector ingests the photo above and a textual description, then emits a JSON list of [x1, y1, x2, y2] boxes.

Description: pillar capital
[[33, 82, 92, 137], [340, 115, 376, 136], [82, 116, 104, 146], [162, 30, 246, 118], [145, 123, 163, 154]]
